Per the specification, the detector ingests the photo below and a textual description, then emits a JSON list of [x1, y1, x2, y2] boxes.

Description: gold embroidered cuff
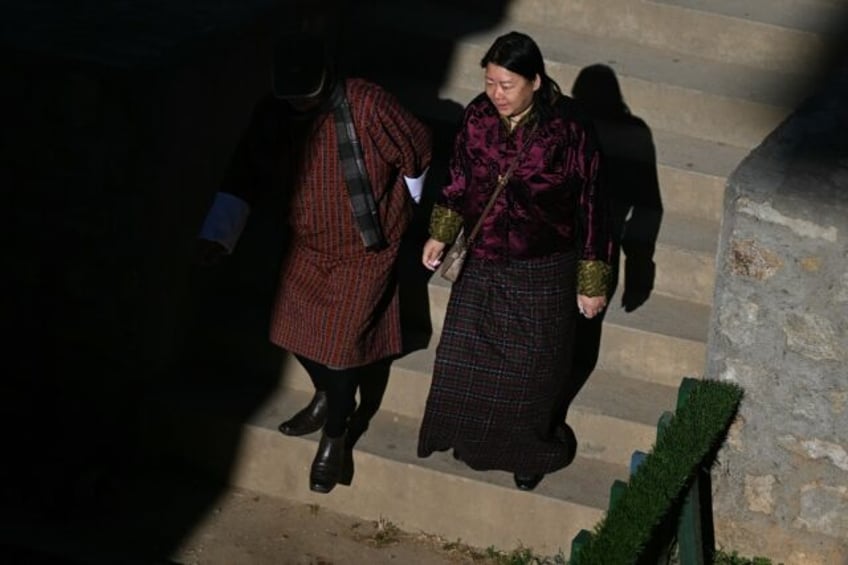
[[429, 204, 464, 243], [577, 260, 613, 297]]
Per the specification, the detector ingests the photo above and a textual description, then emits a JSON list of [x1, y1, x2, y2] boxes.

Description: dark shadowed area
[[0, 0, 512, 562]]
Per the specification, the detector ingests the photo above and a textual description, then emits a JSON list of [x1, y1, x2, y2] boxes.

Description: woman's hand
[[577, 294, 607, 319], [422, 238, 447, 271]]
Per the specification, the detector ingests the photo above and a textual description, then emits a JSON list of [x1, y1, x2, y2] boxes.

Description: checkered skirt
[[417, 251, 578, 474]]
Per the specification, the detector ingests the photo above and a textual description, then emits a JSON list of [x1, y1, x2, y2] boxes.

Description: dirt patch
[[171, 486, 500, 564]]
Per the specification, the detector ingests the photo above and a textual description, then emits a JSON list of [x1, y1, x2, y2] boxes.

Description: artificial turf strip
[[572, 379, 743, 565]]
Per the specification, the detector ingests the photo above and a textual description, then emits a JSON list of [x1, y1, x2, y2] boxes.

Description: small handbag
[[439, 126, 536, 282], [439, 229, 469, 282]]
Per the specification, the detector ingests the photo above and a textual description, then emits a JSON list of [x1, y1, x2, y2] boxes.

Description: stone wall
[[707, 63, 848, 564]]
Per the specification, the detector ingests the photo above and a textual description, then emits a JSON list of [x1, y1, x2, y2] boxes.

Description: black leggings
[[295, 355, 358, 438]]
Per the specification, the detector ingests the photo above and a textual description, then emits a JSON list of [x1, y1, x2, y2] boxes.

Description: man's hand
[[194, 239, 229, 267], [422, 238, 446, 271]]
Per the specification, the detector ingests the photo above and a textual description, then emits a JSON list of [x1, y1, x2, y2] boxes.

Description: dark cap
[[271, 33, 328, 100]]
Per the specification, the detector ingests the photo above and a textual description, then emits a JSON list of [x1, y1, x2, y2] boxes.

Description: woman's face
[[484, 63, 540, 118]]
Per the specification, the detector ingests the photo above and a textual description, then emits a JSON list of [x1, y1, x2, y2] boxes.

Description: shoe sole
[[278, 423, 324, 437], [309, 482, 336, 494]]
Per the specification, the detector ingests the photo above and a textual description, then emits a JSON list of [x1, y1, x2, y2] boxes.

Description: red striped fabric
[[269, 79, 432, 368]]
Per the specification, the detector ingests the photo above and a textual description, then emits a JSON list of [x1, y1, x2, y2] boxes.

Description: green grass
[[371, 516, 402, 546], [713, 549, 780, 565], [484, 545, 567, 564]]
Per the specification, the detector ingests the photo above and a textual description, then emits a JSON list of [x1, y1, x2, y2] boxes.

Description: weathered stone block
[[837, 271, 848, 303], [830, 391, 847, 415], [736, 197, 838, 242], [784, 312, 842, 362], [729, 238, 783, 280], [795, 483, 848, 538], [744, 474, 776, 514]]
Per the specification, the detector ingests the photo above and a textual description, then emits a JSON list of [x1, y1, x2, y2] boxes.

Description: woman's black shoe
[[554, 422, 578, 467], [278, 391, 328, 436], [310, 431, 348, 493], [513, 473, 544, 491]]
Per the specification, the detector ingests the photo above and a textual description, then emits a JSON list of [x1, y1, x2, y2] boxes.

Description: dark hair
[[272, 32, 338, 100], [480, 31, 561, 113]]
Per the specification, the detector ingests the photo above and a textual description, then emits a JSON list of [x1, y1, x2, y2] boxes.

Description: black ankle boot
[[278, 391, 328, 436], [310, 431, 348, 493], [513, 473, 544, 491]]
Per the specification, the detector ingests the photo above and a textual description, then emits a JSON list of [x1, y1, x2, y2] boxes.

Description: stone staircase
[[156, 0, 844, 556]]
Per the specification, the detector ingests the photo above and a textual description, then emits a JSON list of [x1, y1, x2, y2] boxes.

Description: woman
[[417, 31, 613, 491]]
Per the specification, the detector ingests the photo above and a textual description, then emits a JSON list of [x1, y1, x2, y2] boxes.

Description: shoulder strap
[[331, 82, 388, 251], [465, 124, 538, 245]]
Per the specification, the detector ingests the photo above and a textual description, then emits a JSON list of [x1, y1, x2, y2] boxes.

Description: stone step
[[651, 128, 746, 223], [596, 294, 709, 386], [504, 0, 842, 73], [150, 385, 627, 556], [649, 0, 848, 34], [652, 212, 719, 305], [346, 1, 807, 147], [280, 353, 678, 467]]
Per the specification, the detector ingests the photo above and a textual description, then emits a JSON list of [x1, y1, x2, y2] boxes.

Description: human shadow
[[558, 64, 664, 420]]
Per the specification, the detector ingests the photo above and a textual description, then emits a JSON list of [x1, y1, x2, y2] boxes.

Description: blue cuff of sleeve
[[198, 192, 250, 253]]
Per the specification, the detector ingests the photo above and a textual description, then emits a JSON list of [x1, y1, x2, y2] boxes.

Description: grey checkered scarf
[[330, 82, 387, 251]]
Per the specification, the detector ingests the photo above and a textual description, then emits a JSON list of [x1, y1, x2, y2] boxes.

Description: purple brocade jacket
[[430, 93, 614, 296]]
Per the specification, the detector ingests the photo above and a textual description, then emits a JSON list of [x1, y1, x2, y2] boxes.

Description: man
[[198, 33, 431, 493]]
